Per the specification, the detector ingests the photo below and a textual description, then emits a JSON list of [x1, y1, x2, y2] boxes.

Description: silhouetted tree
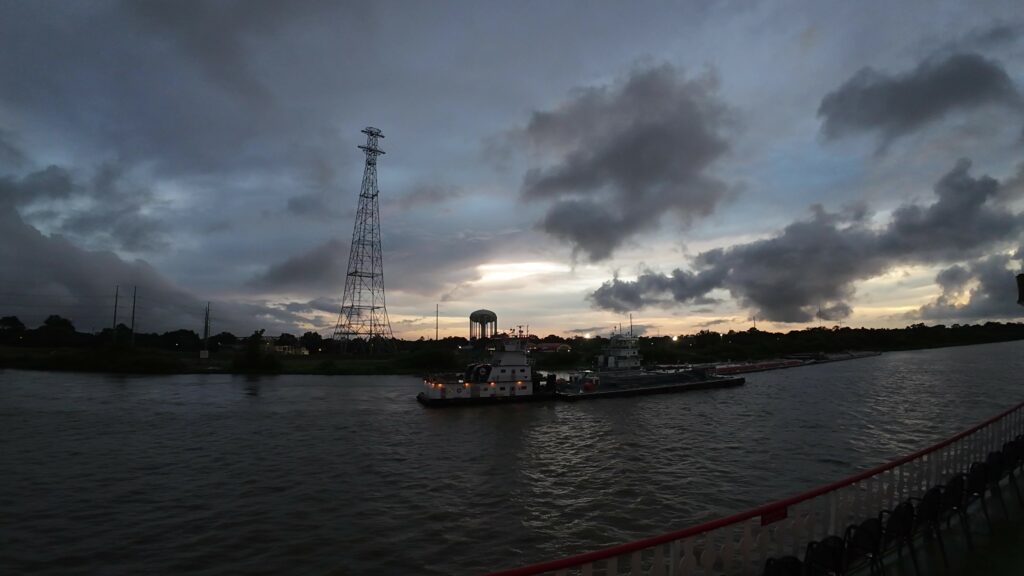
[[232, 329, 280, 373], [299, 331, 323, 353], [276, 332, 299, 347], [1, 316, 25, 332], [0, 315, 26, 345], [35, 315, 78, 346]]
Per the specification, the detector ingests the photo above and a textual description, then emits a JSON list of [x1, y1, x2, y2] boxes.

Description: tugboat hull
[[415, 392, 555, 408]]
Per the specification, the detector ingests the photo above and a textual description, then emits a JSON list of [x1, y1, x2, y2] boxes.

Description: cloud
[[695, 318, 733, 328], [880, 159, 1017, 261], [818, 53, 1022, 149], [388, 184, 465, 210], [0, 165, 76, 204], [247, 238, 348, 293], [589, 158, 1024, 322], [0, 200, 306, 334], [286, 192, 342, 219], [4, 163, 168, 252], [0, 129, 26, 169], [517, 63, 734, 261], [126, 0, 290, 107], [918, 253, 1024, 320], [566, 326, 605, 335], [956, 21, 1024, 51]]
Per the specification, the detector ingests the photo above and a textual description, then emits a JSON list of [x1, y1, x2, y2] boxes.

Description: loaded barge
[[416, 331, 744, 408]]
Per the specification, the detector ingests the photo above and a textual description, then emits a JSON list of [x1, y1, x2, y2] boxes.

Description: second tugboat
[[568, 329, 730, 393]]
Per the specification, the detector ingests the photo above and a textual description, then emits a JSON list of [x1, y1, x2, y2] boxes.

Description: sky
[[1, 0, 1023, 340]]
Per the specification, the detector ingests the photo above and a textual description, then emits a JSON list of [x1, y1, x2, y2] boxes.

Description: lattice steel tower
[[333, 127, 394, 349]]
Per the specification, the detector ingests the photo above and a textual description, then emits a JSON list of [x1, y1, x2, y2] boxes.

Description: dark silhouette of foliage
[[299, 331, 323, 353], [231, 329, 280, 373]]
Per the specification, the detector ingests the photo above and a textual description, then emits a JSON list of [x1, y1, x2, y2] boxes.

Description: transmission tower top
[[359, 127, 385, 162]]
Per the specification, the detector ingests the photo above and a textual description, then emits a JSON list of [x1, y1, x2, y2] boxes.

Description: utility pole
[[435, 303, 439, 341], [111, 285, 119, 345], [201, 302, 211, 359], [130, 286, 137, 346]]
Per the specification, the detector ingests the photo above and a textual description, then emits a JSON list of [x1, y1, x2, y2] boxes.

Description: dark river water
[[2, 341, 1023, 575]]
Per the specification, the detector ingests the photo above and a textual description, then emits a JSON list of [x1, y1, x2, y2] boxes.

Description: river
[[2, 340, 1023, 575]]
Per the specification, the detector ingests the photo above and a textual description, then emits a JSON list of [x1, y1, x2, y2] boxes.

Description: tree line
[[2, 314, 1023, 367]]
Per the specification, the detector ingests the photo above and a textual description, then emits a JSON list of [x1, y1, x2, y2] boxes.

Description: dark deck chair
[[909, 485, 948, 570], [985, 451, 1011, 518], [965, 461, 994, 530], [844, 517, 885, 575], [762, 555, 803, 576], [1000, 440, 1023, 504], [880, 500, 919, 576], [939, 473, 973, 549], [804, 535, 846, 575]]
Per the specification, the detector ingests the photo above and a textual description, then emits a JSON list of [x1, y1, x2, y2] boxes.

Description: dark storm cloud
[[918, 254, 1024, 320], [4, 163, 167, 252], [247, 238, 348, 293], [519, 64, 733, 261], [935, 264, 972, 293], [286, 192, 342, 219], [0, 129, 26, 168], [880, 159, 1017, 261], [590, 267, 723, 313], [281, 297, 340, 315], [126, 0, 316, 107], [0, 200, 303, 334], [956, 21, 1024, 51], [590, 159, 1024, 322], [389, 184, 465, 210], [65, 162, 169, 252], [818, 53, 1022, 149], [0, 165, 75, 204]]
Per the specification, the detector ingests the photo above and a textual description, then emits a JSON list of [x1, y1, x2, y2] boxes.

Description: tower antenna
[[333, 127, 395, 352]]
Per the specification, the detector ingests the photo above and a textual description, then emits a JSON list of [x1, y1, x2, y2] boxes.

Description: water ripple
[[1, 341, 1023, 574]]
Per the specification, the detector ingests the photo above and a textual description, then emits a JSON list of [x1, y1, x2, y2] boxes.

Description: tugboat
[[568, 329, 719, 392], [417, 332, 557, 407]]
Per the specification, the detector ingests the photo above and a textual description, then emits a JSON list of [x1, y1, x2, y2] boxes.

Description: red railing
[[487, 400, 1024, 576]]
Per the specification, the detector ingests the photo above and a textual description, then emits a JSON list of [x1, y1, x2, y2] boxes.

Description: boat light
[[490, 382, 495, 386], [464, 383, 470, 388]]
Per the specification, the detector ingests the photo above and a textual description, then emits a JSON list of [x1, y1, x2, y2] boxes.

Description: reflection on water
[[1, 340, 1023, 575]]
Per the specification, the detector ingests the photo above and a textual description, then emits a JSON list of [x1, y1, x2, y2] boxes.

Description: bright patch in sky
[[474, 262, 571, 283]]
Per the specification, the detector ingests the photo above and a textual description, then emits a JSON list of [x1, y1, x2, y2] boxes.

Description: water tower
[[469, 309, 498, 341]]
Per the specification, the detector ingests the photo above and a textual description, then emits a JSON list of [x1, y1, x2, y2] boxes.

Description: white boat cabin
[[422, 337, 534, 400], [597, 334, 642, 370]]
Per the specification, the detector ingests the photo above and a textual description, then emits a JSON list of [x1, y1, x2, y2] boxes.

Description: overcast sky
[[1, 0, 1022, 339]]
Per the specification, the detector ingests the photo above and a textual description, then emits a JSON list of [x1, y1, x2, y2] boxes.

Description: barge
[[418, 329, 744, 408]]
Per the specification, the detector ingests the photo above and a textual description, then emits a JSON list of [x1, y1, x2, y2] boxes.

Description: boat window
[[500, 369, 506, 373], [499, 387, 505, 391]]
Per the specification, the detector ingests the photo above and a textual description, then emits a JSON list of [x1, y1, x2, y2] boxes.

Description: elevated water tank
[[469, 309, 498, 340]]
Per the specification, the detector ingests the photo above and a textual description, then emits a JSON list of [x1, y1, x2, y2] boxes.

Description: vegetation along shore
[[2, 314, 1023, 376]]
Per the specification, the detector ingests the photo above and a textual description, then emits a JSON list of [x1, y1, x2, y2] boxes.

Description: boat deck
[[874, 485, 1024, 575]]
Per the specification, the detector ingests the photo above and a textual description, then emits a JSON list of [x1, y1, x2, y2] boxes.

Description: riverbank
[[2, 336, 1022, 376], [0, 346, 428, 375]]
